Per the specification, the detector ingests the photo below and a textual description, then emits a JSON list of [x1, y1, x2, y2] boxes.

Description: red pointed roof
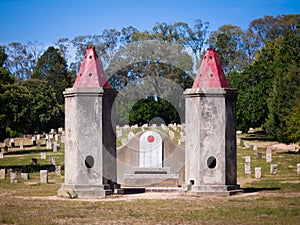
[[73, 47, 111, 88], [192, 49, 230, 89]]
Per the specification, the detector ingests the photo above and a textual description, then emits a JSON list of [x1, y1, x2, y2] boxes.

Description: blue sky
[[0, 0, 299, 45]]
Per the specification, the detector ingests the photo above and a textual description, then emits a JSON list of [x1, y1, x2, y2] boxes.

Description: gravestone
[[257, 152, 263, 159], [60, 135, 65, 143], [119, 130, 184, 187], [127, 131, 135, 141], [41, 152, 46, 160], [0, 169, 5, 180], [31, 158, 38, 166], [19, 142, 24, 150], [46, 140, 52, 150], [10, 138, 15, 147], [116, 129, 122, 137], [32, 135, 36, 145], [139, 131, 162, 168], [270, 164, 278, 174], [55, 165, 62, 176], [255, 167, 262, 178], [53, 141, 58, 152], [121, 137, 128, 145], [266, 149, 272, 162], [37, 134, 41, 140], [245, 156, 251, 163], [244, 163, 251, 175], [21, 173, 29, 180], [253, 145, 258, 151], [40, 170, 48, 183], [10, 172, 18, 183], [4, 139, 9, 153], [244, 142, 250, 149], [0, 152, 3, 159], [50, 156, 56, 165], [297, 163, 300, 175]]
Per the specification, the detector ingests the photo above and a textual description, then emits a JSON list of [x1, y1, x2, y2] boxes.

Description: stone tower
[[58, 47, 117, 198], [184, 49, 240, 196]]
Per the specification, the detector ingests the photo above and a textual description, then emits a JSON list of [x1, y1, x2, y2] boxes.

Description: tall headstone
[[41, 152, 46, 160], [0, 169, 5, 180], [139, 131, 163, 168], [244, 156, 251, 175], [40, 170, 48, 183], [19, 142, 24, 150], [58, 47, 117, 199], [184, 49, 240, 196], [266, 149, 272, 162], [0, 152, 3, 159], [255, 167, 262, 178], [297, 163, 300, 175]]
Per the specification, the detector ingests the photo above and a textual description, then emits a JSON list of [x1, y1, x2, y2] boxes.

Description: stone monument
[[183, 48, 241, 196], [58, 47, 117, 199]]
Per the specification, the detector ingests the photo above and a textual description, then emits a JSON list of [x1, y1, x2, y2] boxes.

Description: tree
[[207, 24, 248, 74], [129, 96, 180, 126], [23, 80, 63, 133], [32, 46, 73, 104], [4, 41, 43, 80], [264, 32, 300, 143]]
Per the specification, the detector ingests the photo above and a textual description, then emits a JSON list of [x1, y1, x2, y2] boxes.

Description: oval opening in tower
[[207, 156, 216, 169], [85, 155, 94, 168]]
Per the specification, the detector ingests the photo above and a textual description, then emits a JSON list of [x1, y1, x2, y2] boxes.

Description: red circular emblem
[[147, 135, 155, 143]]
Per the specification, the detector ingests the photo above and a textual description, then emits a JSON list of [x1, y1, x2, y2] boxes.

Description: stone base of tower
[[58, 184, 113, 199], [183, 184, 243, 197]]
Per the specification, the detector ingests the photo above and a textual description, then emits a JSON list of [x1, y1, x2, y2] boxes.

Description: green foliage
[[264, 32, 300, 143], [0, 46, 8, 67], [32, 46, 73, 104], [129, 97, 180, 126], [22, 79, 63, 133], [285, 100, 300, 143]]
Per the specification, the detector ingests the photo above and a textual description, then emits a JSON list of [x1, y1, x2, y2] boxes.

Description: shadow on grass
[[3, 148, 54, 155], [277, 151, 300, 155], [242, 187, 280, 193], [0, 164, 64, 173]]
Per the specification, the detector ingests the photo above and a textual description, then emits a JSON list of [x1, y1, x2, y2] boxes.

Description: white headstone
[[245, 156, 251, 163], [244, 142, 250, 148], [50, 156, 56, 165], [41, 152, 46, 160], [10, 138, 15, 147], [244, 163, 251, 174], [46, 140, 52, 150], [297, 163, 300, 175], [53, 141, 58, 152], [19, 142, 24, 150], [270, 164, 278, 174], [55, 165, 62, 176], [4, 138, 9, 147], [116, 129, 123, 137], [139, 131, 162, 168], [255, 167, 262, 178], [0, 169, 5, 180], [253, 145, 258, 151], [266, 149, 272, 162], [60, 135, 65, 143], [127, 131, 135, 140], [10, 172, 18, 183], [0, 153, 3, 159], [121, 137, 127, 145], [37, 134, 41, 140], [40, 170, 48, 183], [21, 173, 29, 180]]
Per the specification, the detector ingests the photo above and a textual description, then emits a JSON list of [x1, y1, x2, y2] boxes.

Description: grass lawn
[[0, 135, 299, 225]]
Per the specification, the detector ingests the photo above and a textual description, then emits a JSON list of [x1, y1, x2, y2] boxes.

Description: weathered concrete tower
[[58, 47, 117, 198], [184, 49, 240, 196]]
